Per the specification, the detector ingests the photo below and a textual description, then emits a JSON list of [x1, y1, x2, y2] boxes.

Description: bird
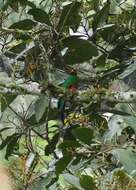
[[58, 69, 78, 123]]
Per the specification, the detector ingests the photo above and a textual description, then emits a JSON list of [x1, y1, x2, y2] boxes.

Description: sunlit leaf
[[35, 95, 49, 122], [9, 42, 26, 54], [112, 148, 136, 176], [62, 174, 84, 190], [0, 127, 11, 133], [119, 62, 136, 79], [1, 95, 17, 112]]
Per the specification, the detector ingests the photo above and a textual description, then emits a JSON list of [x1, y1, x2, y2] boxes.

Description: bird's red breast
[[69, 85, 77, 92]]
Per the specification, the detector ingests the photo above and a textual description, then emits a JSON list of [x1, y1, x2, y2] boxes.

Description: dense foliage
[[0, 0, 136, 189]]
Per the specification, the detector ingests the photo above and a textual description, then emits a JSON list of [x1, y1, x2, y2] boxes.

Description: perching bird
[[62, 69, 78, 92], [58, 69, 78, 123]]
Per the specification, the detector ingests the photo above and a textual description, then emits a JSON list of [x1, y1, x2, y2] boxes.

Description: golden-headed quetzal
[[58, 69, 78, 123]]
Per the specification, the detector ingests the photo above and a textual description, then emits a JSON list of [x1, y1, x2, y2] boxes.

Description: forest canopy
[[0, 0, 136, 189]]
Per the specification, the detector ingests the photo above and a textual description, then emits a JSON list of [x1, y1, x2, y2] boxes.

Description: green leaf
[[1, 95, 17, 112], [9, 19, 37, 30], [64, 125, 79, 141], [80, 175, 96, 190], [28, 8, 50, 25], [26, 114, 37, 125], [48, 120, 59, 128], [58, 2, 81, 32], [0, 133, 20, 151], [63, 37, 98, 64], [5, 134, 20, 160], [72, 127, 93, 145], [124, 35, 136, 48], [14, 33, 31, 40], [55, 153, 73, 176], [119, 62, 136, 79], [115, 103, 135, 115], [58, 140, 81, 150], [96, 54, 107, 67], [0, 127, 11, 133], [31, 179, 46, 190], [62, 174, 84, 190], [104, 112, 136, 143], [9, 42, 26, 54], [123, 116, 136, 133], [104, 115, 125, 142], [99, 24, 116, 43], [88, 0, 100, 12], [47, 108, 60, 121], [72, 155, 82, 166], [0, 135, 14, 150], [107, 110, 132, 116], [31, 172, 56, 190], [35, 95, 49, 122], [110, 0, 122, 14], [45, 133, 59, 156], [112, 148, 136, 175], [92, 2, 110, 30], [0, 0, 11, 11], [19, 0, 36, 8]]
